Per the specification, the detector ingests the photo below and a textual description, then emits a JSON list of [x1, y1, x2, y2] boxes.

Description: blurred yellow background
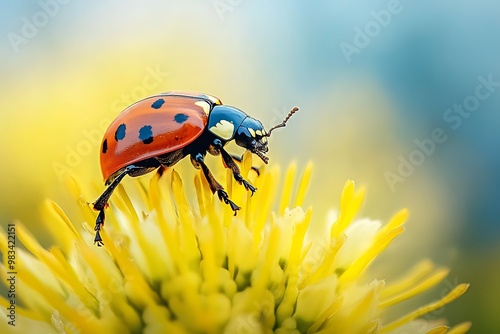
[[1, 1, 499, 331]]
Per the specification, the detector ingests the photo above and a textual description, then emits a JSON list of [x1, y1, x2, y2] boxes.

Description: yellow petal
[[339, 227, 405, 285], [379, 268, 450, 308], [279, 162, 297, 214], [427, 326, 450, 334], [448, 322, 472, 334], [294, 275, 338, 328], [294, 161, 313, 208], [330, 180, 366, 239], [381, 260, 435, 299], [381, 284, 470, 332]]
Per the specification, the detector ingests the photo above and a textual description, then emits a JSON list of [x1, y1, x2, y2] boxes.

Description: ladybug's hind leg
[[191, 153, 241, 214], [92, 165, 146, 246]]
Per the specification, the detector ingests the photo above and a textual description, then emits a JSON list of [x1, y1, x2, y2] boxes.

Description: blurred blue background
[[1, 1, 499, 331]]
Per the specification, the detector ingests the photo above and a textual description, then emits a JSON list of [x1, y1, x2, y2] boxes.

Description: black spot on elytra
[[139, 125, 153, 144], [151, 98, 165, 109], [102, 139, 108, 153], [115, 123, 126, 141], [174, 113, 189, 124]]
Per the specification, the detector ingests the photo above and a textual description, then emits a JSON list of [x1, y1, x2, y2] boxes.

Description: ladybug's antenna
[[267, 107, 299, 137]]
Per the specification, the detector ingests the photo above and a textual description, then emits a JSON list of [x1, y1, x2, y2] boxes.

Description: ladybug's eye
[[235, 127, 258, 150]]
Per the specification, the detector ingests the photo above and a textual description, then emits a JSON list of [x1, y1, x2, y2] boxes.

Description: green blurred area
[[1, 1, 499, 332]]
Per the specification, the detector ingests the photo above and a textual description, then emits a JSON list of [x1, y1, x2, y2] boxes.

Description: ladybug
[[92, 91, 298, 246]]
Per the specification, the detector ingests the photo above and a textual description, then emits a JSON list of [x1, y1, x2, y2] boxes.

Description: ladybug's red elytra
[[93, 91, 298, 246]]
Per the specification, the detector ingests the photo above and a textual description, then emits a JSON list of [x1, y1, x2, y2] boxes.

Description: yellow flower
[[0, 153, 469, 333]]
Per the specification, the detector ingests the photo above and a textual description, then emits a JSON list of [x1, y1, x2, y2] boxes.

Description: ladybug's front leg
[[230, 154, 261, 176], [191, 153, 241, 214], [210, 139, 257, 195], [220, 148, 257, 195]]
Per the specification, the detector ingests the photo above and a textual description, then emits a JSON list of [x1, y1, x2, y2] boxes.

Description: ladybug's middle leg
[[191, 153, 241, 214]]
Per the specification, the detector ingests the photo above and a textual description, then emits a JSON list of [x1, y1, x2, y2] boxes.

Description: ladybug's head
[[208, 105, 299, 164], [234, 106, 299, 164], [234, 117, 270, 163]]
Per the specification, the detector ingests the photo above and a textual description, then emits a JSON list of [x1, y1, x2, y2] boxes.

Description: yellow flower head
[[0, 153, 469, 333]]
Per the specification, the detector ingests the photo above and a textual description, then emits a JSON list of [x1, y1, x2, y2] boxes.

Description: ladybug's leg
[[92, 165, 142, 246], [230, 154, 261, 176], [192, 153, 241, 214], [220, 148, 257, 195], [210, 139, 257, 193]]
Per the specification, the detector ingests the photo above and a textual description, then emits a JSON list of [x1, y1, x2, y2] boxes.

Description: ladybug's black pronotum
[[93, 91, 298, 245]]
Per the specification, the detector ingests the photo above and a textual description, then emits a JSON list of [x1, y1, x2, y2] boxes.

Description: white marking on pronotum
[[209, 120, 234, 140]]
